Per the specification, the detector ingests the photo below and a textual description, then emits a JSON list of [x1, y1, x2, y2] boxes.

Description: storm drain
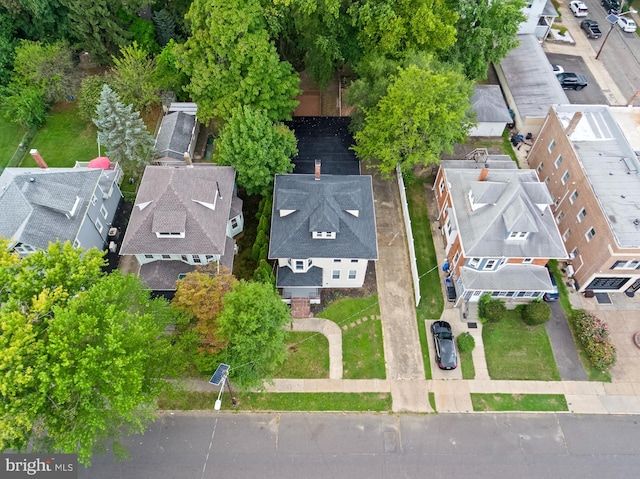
[[467, 322, 478, 329]]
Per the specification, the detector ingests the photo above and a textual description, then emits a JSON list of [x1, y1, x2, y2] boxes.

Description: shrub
[[571, 309, 616, 372], [478, 293, 506, 322], [522, 300, 551, 325], [457, 332, 476, 353]]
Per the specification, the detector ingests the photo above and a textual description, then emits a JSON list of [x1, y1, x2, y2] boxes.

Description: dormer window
[[280, 209, 295, 217], [313, 231, 336, 239], [507, 231, 529, 240], [156, 232, 185, 238]]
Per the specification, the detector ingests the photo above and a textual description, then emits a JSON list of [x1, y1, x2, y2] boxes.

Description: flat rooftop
[[555, 104, 640, 248]]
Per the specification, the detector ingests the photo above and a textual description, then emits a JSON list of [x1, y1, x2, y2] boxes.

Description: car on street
[[602, 0, 621, 13], [618, 17, 637, 33], [552, 64, 565, 74], [543, 267, 559, 302], [570, 0, 589, 16], [581, 19, 602, 38], [431, 320, 457, 370], [556, 72, 588, 90]]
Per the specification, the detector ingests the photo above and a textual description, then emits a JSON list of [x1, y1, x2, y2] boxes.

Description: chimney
[[477, 167, 489, 182], [314, 159, 321, 181], [30, 149, 48, 169], [183, 152, 193, 167], [564, 111, 583, 137]]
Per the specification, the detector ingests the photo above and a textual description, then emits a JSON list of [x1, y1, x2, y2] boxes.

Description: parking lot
[[546, 52, 609, 104]]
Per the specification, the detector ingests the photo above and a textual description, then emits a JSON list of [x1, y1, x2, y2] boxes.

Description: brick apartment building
[[527, 104, 640, 293]]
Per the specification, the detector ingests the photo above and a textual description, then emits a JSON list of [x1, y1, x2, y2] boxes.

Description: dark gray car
[[431, 321, 457, 370]]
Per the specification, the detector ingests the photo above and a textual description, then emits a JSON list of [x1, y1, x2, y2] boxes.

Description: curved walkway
[[291, 318, 343, 379]]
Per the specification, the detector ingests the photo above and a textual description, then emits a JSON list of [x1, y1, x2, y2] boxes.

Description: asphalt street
[[79, 412, 640, 478]]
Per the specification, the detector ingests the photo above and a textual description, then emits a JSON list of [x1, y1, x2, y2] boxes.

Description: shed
[[468, 85, 513, 137]]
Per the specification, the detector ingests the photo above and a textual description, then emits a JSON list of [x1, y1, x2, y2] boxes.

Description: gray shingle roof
[[0, 168, 103, 249], [460, 264, 554, 291], [444, 167, 567, 259], [276, 266, 323, 287], [119, 165, 237, 255], [154, 111, 196, 161], [470, 85, 512, 123], [269, 174, 378, 259]]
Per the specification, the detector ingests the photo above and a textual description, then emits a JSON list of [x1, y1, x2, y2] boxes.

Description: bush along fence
[[571, 309, 617, 373], [252, 194, 275, 285]]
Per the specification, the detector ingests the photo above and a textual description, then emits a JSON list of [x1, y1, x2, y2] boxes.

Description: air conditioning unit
[[108, 241, 117, 253]]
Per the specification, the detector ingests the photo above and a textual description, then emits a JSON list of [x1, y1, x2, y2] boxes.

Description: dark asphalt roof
[[285, 117, 360, 175]]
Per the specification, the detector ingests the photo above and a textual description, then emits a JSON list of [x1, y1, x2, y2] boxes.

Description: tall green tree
[[348, 0, 458, 59], [441, 0, 526, 80], [0, 241, 179, 465], [93, 84, 155, 177], [215, 105, 297, 196], [58, 0, 144, 61], [110, 42, 160, 112], [352, 62, 474, 176], [217, 280, 291, 388], [178, 0, 300, 124], [152, 8, 180, 47], [77, 74, 112, 122], [154, 39, 189, 99], [10, 40, 75, 103], [0, 0, 70, 42]]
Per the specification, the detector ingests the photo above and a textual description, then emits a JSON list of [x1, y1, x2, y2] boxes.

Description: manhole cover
[[467, 322, 478, 329]]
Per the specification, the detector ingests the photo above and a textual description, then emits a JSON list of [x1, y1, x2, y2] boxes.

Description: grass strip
[[277, 331, 330, 379], [459, 350, 475, 380], [471, 393, 568, 412], [159, 390, 392, 412]]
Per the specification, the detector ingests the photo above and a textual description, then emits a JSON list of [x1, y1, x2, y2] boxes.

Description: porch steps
[[291, 298, 312, 319]]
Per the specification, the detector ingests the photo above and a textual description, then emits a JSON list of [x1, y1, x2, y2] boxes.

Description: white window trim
[[331, 269, 340, 280], [548, 139, 556, 153], [348, 270, 357, 280], [585, 227, 596, 242], [95, 218, 103, 234], [554, 154, 563, 168]]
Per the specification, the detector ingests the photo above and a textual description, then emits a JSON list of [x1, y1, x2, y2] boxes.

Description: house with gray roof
[[119, 164, 243, 291], [0, 161, 123, 256], [434, 158, 567, 304], [268, 164, 378, 305], [469, 85, 513, 137], [154, 106, 199, 165]]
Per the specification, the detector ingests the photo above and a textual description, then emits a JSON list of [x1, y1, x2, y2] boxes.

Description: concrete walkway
[[290, 318, 343, 379], [545, 300, 587, 381]]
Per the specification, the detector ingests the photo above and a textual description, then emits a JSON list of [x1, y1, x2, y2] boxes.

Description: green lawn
[[158, 390, 392, 412], [20, 102, 99, 168], [277, 332, 330, 379], [342, 318, 386, 379], [316, 295, 386, 379], [483, 309, 561, 381], [471, 393, 568, 412], [0, 110, 26, 169], [459, 350, 475, 379], [406, 178, 442, 379]]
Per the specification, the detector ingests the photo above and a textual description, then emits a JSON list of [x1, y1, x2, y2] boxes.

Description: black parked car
[[557, 72, 588, 90], [431, 321, 457, 370], [602, 0, 621, 13], [581, 19, 602, 38]]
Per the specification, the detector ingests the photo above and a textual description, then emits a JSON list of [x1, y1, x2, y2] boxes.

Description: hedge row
[[571, 309, 616, 372]]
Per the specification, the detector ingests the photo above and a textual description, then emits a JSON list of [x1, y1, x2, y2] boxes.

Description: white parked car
[[618, 17, 637, 33], [570, 0, 589, 16], [552, 64, 565, 74]]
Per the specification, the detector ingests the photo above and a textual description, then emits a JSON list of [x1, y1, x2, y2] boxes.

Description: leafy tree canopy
[[154, 39, 190, 100], [178, 0, 300, 124], [352, 61, 474, 176], [0, 241, 180, 465], [110, 41, 160, 112], [172, 266, 239, 355], [217, 280, 291, 388], [215, 105, 297, 196], [441, 0, 526, 80], [348, 0, 458, 59]]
